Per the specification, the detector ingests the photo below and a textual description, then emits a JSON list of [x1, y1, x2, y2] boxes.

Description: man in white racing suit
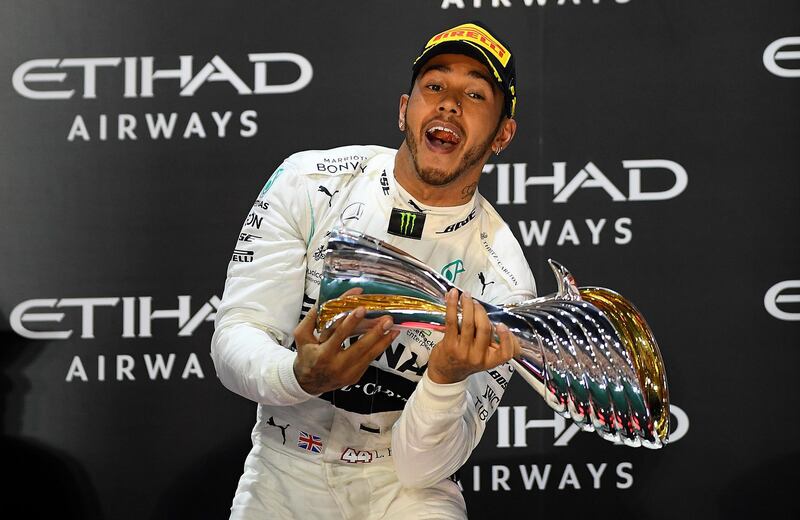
[[211, 22, 537, 519]]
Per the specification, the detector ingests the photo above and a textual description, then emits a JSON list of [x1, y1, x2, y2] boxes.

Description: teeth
[[427, 126, 458, 137]]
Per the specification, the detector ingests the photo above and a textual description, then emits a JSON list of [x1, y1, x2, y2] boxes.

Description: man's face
[[400, 53, 506, 187]]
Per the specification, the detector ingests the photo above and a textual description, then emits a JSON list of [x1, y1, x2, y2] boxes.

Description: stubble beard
[[404, 120, 496, 187]]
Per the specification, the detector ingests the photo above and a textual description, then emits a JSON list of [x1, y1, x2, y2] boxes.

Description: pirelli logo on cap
[[387, 208, 426, 240], [426, 23, 510, 67]]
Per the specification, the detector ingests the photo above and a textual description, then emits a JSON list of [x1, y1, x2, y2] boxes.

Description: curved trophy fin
[[548, 259, 582, 301]]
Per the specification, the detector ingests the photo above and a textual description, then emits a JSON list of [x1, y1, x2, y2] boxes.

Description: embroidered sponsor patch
[[441, 259, 465, 283], [259, 166, 284, 197], [387, 208, 426, 239], [341, 202, 365, 222]]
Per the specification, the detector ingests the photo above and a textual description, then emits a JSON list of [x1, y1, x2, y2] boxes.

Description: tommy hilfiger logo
[[387, 208, 426, 239]]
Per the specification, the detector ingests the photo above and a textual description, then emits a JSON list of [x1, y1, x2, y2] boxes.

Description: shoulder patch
[[259, 166, 285, 197]]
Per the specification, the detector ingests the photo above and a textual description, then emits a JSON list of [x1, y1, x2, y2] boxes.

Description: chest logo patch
[[441, 259, 466, 283], [387, 208, 426, 239], [341, 202, 365, 222]]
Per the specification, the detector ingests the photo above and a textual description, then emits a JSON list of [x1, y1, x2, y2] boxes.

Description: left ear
[[492, 118, 517, 153]]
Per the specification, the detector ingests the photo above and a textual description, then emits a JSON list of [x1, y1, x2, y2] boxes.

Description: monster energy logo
[[388, 207, 426, 239], [399, 212, 417, 234]]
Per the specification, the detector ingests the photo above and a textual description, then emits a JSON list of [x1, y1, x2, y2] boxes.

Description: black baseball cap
[[411, 21, 517, 118]]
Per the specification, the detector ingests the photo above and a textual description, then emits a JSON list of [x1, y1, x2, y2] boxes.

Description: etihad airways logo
[[8, 295, 218, 383], [484, 159, 687, 247], [13, 53, 314, 142], [12, 53, 313, 99], [763, 37, 800, 78], [10, 295, 219, 339], [764, 280, 800, 321], [495, 404, 688, 448], [388, 208, 426, 240], [484, 160, 687, 205]]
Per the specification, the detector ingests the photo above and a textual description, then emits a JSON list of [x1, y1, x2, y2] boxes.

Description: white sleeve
[[210, 160, 319, 406], [391, 363, 513, 488]]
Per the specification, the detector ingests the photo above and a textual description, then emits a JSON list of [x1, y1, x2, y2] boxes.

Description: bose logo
[[764, 37, 800, 78], [764, 280, 800, 321]]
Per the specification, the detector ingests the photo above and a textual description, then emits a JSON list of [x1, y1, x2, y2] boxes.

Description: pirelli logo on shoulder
[[387, 208, 426, 240], [426, 23, 510, 67]]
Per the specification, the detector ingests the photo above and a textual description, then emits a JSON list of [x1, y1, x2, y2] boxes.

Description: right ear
[[398, 94, 409, 131]]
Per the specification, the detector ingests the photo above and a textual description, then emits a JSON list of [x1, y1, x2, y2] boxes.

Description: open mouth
[[424, 125, 462, 153]]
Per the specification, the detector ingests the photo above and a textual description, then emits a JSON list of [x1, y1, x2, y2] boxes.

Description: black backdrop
[[1, 1, 799, 518]]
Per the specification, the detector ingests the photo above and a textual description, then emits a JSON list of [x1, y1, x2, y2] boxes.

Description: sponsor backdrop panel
[[1, 1, 798, 518]]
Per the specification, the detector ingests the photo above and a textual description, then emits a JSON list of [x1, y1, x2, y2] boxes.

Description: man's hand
[[427, 289, 520, 385], [293, 296, 400, 395]]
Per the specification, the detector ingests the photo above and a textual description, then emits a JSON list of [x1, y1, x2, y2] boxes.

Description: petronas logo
[[441, 260, 466, 283], [259, 166, 284, 197], [388, 207, 426, 239]]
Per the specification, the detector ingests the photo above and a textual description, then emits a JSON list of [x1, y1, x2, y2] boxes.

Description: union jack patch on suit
[[297, 431, 323, 454]]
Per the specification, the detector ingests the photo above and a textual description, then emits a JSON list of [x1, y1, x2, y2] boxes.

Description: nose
[[438, 96, 462, 115]]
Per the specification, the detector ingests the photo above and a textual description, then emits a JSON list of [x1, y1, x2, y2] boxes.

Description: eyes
[[425, 82, 487, 101]]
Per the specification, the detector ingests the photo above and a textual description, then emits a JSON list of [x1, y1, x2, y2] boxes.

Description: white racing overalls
[[211, 145, 537, 519]]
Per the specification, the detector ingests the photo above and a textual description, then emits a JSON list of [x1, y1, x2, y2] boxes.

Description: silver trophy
[[316, 228, 669, 448]]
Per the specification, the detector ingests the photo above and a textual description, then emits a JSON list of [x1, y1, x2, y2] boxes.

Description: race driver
[[211, 21, 537, 519]]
